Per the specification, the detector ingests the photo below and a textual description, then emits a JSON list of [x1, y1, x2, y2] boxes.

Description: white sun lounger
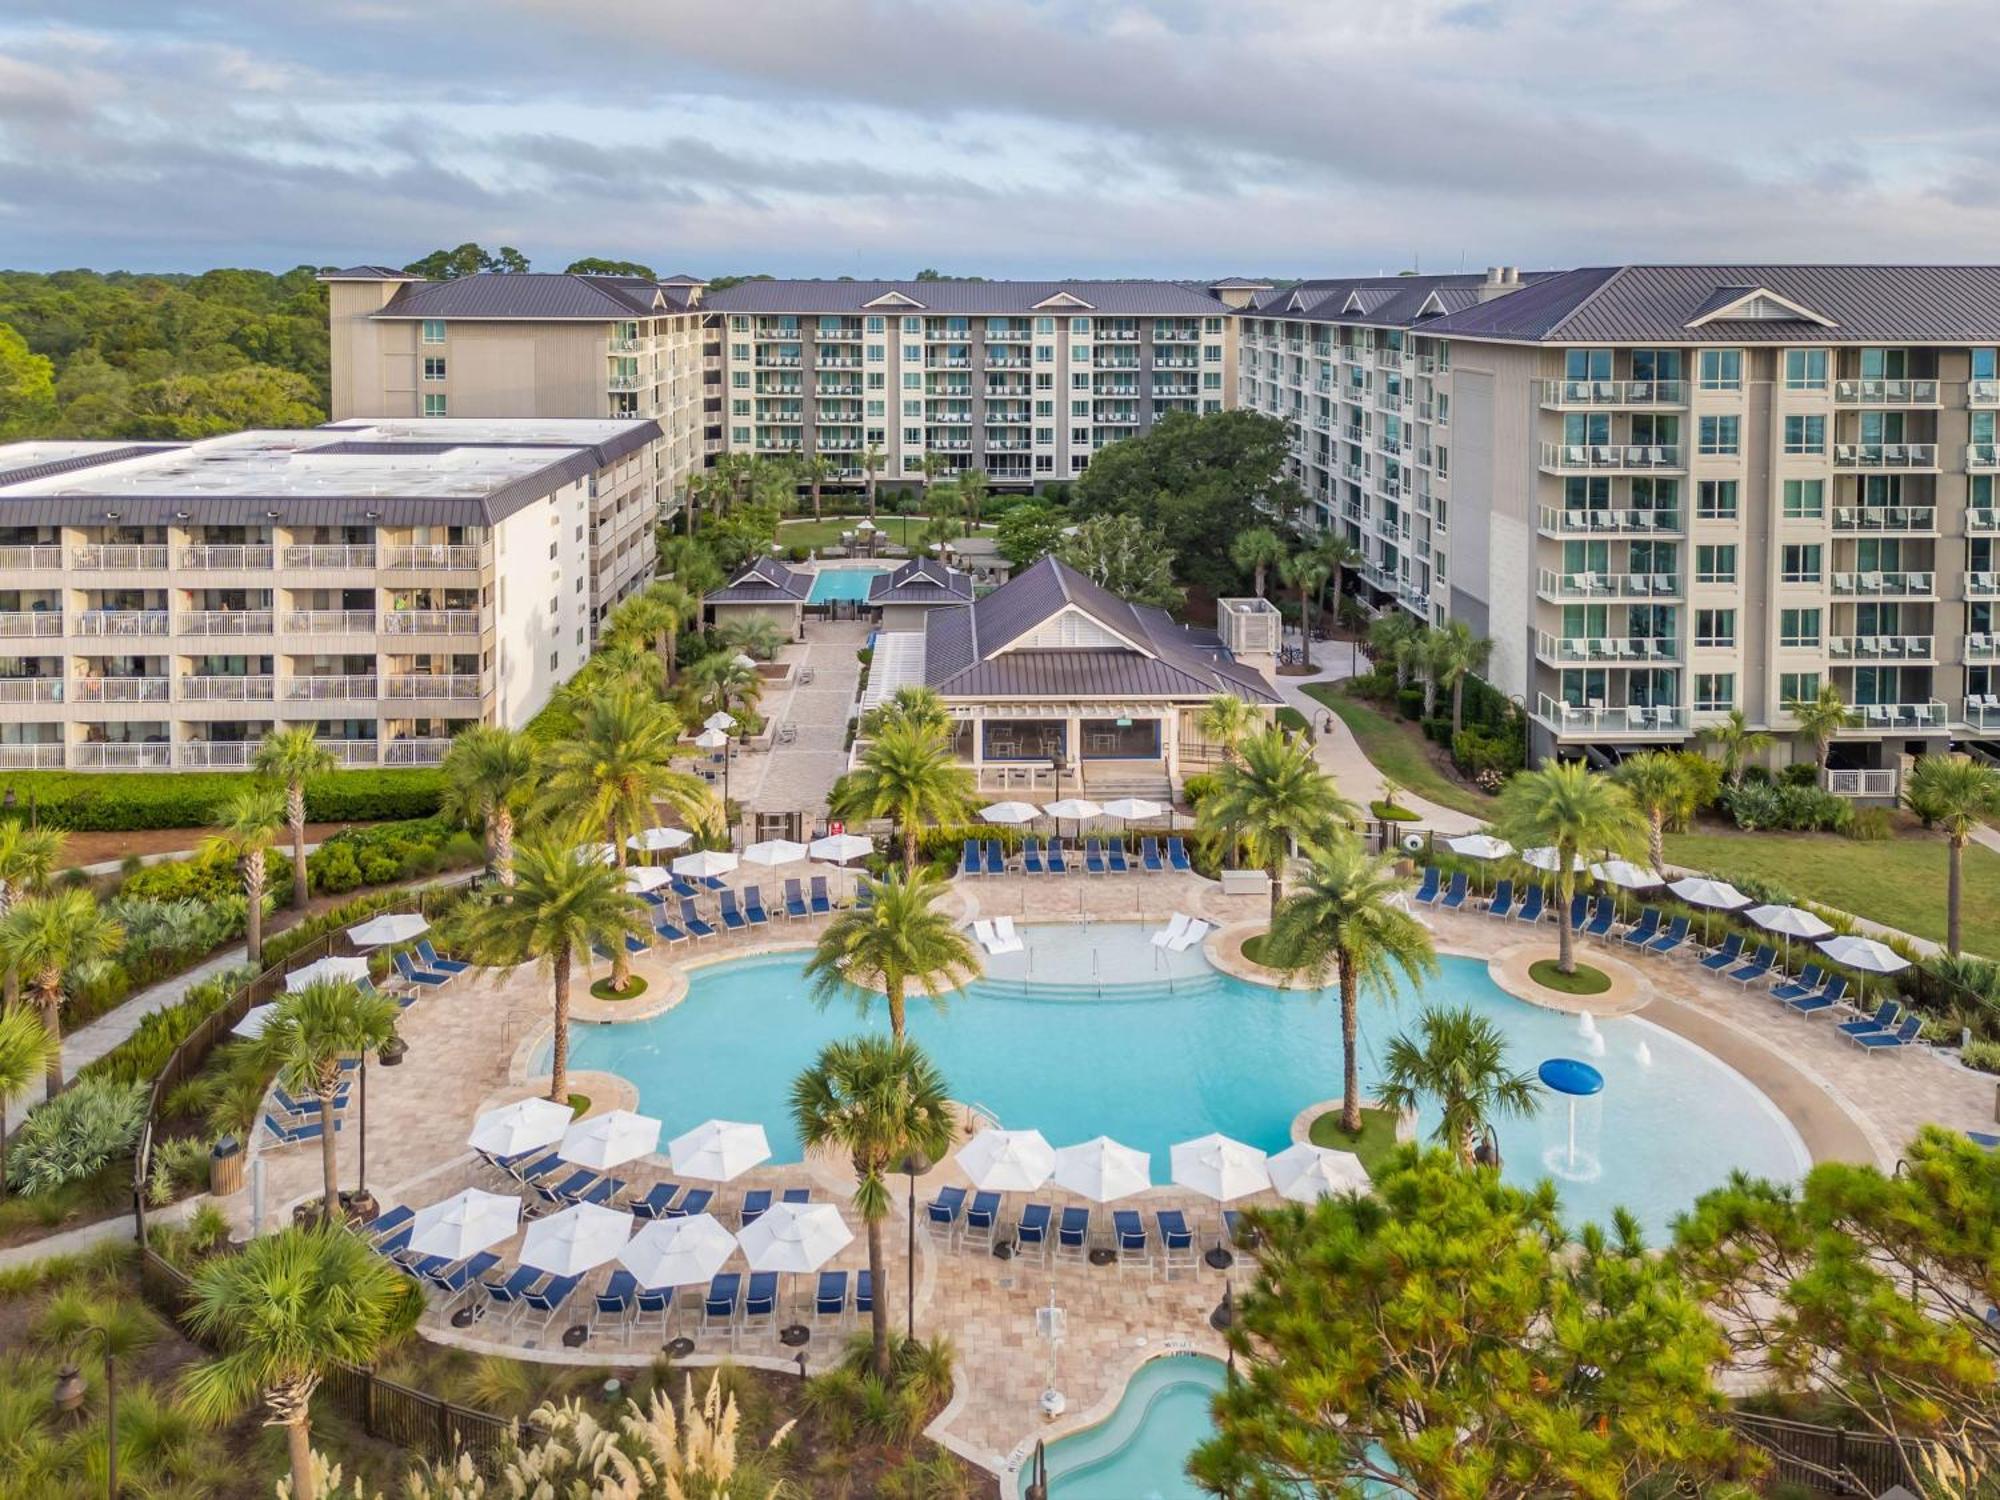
[[1168, 918, 1211, 952], [971, 919, 1000, 954], [991, 916, 1026, 954], [1151, 913, 1192, 949]]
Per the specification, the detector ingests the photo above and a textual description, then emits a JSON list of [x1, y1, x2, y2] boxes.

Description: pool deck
[[215, 865, 1995, 1486]]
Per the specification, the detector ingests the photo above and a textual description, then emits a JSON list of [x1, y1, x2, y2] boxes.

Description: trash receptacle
[[210, 1134, 244, 1197]]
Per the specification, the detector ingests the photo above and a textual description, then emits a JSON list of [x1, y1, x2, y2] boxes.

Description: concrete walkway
[[58, 941, 252, 1083], [739, 619, 871, 818], [0, 1195, 196, 1270]]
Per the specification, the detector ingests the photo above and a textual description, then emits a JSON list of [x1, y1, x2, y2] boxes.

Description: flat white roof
[[320, 417, 656, 447], [859, 631, 927, 713]]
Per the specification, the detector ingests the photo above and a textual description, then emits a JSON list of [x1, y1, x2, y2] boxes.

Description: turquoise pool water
[[1025, 1354, 1223, 1499], [806, 566, 888, 603], [552, 922, 1808, 1235]]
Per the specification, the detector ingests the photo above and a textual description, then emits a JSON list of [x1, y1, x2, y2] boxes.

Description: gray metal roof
[[1208, 277, 1275, 290], [706, 556, 811, 605], [867, 557, 972, 606], [318, 265, 422, 281], [1239, 272, 1548, 331], [371, 273, 669, 321], [703, 279, 1227, 316], [0, 444, 181, 489], [1424, 265, 2000, 344]]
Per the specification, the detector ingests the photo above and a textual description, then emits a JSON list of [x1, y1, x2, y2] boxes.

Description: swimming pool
[[1024, 1354, 1223, 1499], [551, 922, 1808, 1234], [806, 566, 888, 604]]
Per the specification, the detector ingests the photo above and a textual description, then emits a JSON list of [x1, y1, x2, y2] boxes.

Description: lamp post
[[53, 1324, 117, 1497], [901, 1148, 931, 1342]]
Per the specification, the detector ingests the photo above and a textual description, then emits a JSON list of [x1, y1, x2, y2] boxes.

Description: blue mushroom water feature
[[1538, 1057, 1605, 1183]]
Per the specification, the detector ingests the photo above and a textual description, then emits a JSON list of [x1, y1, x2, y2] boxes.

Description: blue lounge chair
[[1969, 1132, 1999, 1149], [1726, 945, 1776, 986], [373, 1224, 415, 1258], [1440, 871, 1469, 909], [717, 890, 747, 930], [809, 876, 832, 914], [1413, 867, 1441, 904], [743, 885, 769, 924], [1646, 915, 1690, 955], [1836, 1000, 1901, 1038], [964, 1190, 1002, 1250], [1023, 836, 1045, 875], [740, 1189, 772, 1226], [1107, 837, 1129, 873], [1141, 837, 1164, 871], [960, 839, 980, 877], [784, 879, 809, 918], [635, 888, 668, 908], [394, 951, 451, 989], [1583, 898, 1616, 940], [1699, 933, 1745, 971], [519, 1274, 582, 1334], [633, 1284, 672, 1336], [742, 1272, 779, 1337], [1620, 908, 1661, 949], [1084, 837, 1107, 874], [1567, 894, 1590, 931], [814, 1270, 848, 1323], [781, 1187, 809, 1205], [482, 1266, 545, 1325], [653, 917, 688, 945], [679, 898, 716, 939], [1514, 886, 1545, 923], [514, 1152, 565, 1187], [1486, 879, 1514, 918], [624, 931, 652, 956], [668, 1188, 713, 1218], [1167, 836, 1191, 871], [593, 1269, 637, 1330], [854, 1269, 873, 1315], [630, 1183, 680, 1221], [1771, 965, 1825, 1003], [263, 1112, 342, 1147], [702, 1273, 741, 1337], [1156, 1209, 1196, 1277], [1016, 1203, 1053, 1263], [538, 1168, 601, 1206], [273, 1082, 350, 1116], [985, 839, 1006, 875], [853, 880, 875, 910], [1787, 976, 1847, 1017], [365, 1205, 415, 1245], [426, 1252, 501, 1311], [1056, 1206, 1091, 1262], [1112, 1209, 1150, 1270], [417, 939, 471, 975], [926, 1185, 966, 1237], [1047, 837, 1069, 875], [670, 876, 700, 900], [1851, 1015, 1922, 1053]]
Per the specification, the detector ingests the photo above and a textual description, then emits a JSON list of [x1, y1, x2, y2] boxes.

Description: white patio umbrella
[[736, 1201, 853, 1273], [1591, 859, 1663, 890], [669, 1119, 771, 1181], [703, 712, 737, 732], [468, 1097, 575, 1158], [1043, 798, 1103, 822], [347, 913, 429, 947], [1051, 1136, 1151, 1202], [629, 825, 694, 854], [559, 1109, 663, 1171], [407, 1188, 520, 1262], [1267, 1141, 1371, 1202], [625, 864, 671, 894], [978, 801, 1042, 825], [619, 1213, 738, 1288], [742, 838, 809, 866], [1749, 903, 1834, 971], [956, 1128, 1056, 1192], [286, 955, 372, 993], [731, 653, 759, 670], [518, 1201, 632, 1277], [577, 842, 619, 866], [1169, 1134, 1271, 1203], [1446, 833, 1513, 862], [1818, 933, 1911, 1004], [1521, 846, 1589, 873], [808, 833, 874, 863], [672, 849, 739, 880], [1101, 797, 1166, 822], [693, 727, 729, 751], [1668, 876, 1753, 944], [230, 1002, 278, 1039]]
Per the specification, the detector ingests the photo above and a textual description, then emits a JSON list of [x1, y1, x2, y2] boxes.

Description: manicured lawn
[[776, 516, 996, 553], [1529, 959, 1611, 995], [1664, 828, 2000, 956], [1303, 682, 1497, 819], [1308, 1105, 1402, 1179], [589, 974, 648, 1001]]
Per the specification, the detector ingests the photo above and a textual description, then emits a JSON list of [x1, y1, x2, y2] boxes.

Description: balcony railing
[[1845, 700, 1948, 732], [0, 545, 63, 571], [1828, 634, 1933, 660], [1969, 508, 2000, 534], [0, 612, 63, 638], [1831, 505, 1935, 532], [0, 744, 62, 768], [1971, 379, 1999, 406], [1540, 379, 1686, 407], [1535, 632, 1680, 663], [71, 742, 173, 770], [325, 740, 383, 766], [1539, 443, 1683, 472], [1536, 694, 1687, 735], [382, 609, 482, 636], [69, 677, 171, 704], [1536, 570, 1682, 598], [1967, 572, 2000, 599], [381, 544, 488, 570], [1964, 700, 2000, 732], [1832, 443, 1938, 469], [177, 742, 258, 769], [74, 610, 169, 637], [179, 545, 274, 569], [284, 610, 377, 634], [0, 678, 61, 703], [1830, 571, 1935, 595], [71, 545, 169, 570], [178, 610, 274, 636], [384, 737, 452, 765], [1967, 632, 1999, 661], [606, 373, 645, 392], [178, 674, 274, 701], [285, 675, 378, 701], [281, 544, 376, 569], [1536, 506, 1683, 534], [1824, 767, 1900, 798], [1967, 443, 2000, 471], [381, 674, 485, 700], [1833, 378, 1939, 404]]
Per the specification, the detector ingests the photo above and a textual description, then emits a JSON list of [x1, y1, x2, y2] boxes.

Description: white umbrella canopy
[[1100, 797, 1166, 821], [703, 712, 737, 732], [693, 728, 729, 751], [808, 833, 874, 863], [1267, 1142, 1371, 1202], [286, 955, 372, 993], [672, 849, 739, 880], [629, 826, 694, 853], [731, 653, 758, 670], [742, 839, 810, 866], [1750, 904, 1834, 941], [1521, 846, 1589, 873], [1169, 1134, 1272, 1203], [669, 1119, 771, 1181], [1446, 834, 1514, 861], [978, 801, 1042, 825], [1590, 859, 1663, 890], [230, 1002, 278, 1039], [619, 1213, 738, 1288], [956, 1128, 1056, 1193], [407, 1188, 520, 1261], [577, 842, 619, 866], [1818, 934, 1911, 974], [736, 1201, 854, 1273], [1668, 877, 1753, 910], [559, 1109, 663, 1171], [1051, 1136, 1151, 1202], [625, 865, 672, 894], [1043, 798, 1104, 822], [347, 913, 429, 947], [519, 1202, 632, 1277], [468, 1097, 575, 1158]]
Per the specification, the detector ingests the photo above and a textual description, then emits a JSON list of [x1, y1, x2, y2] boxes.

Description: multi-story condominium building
[[701, 280, 1242, 487], [321, 267, 709, 619], [0, 416, 660, 771], [1239, 265, 2000, 787]]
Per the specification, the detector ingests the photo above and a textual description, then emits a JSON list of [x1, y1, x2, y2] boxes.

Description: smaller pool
[[807, 566, 888, 604], [1025, 1354, 1224, 1499]]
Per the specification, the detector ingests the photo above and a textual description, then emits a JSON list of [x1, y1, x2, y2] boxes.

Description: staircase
[[1080, 764, 1173, 800]]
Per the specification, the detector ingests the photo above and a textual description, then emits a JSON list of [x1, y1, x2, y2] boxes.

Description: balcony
[[1536, 694, 1687, 736], [1830, 571, 1936, 596], [1844, 700, 1948, 733], [281, 544, 376, 569], [69, 677, 171, 704], [814, 356, 861, 370], [1539, 379, 1686, 407], [1539, 443, 1684, 473], [1536, 506, 1684, 535], [1536, 570, 1683, 599], [1967, 632, 1999, 661], [284, 609, 377, 634], [607, 373, 646, 392], [1092, 355, 1139, 371], [1824, 768, 1901, 798], [1968, 443, 2000, 471], [284, 675, 378, 702], [180, 544, 275, 569], [71, 545, 170, 571], [381, 674, 485, 700], [1831, 505, 1935, 532], [0, 679, 62, 703], [382, 609, 482, 636], [0, 545, 63, 571], [75, 610, 169, 638], [985, 437, 1032, 452], [0, 612, 62, 638], [1153, 354, 1198, 371], [178, 742, 259, 769], [1833, 378, 1939, 404], [1968, 508, 2000, 534], [381, 544, 489, 570], [178, 674, 274, 701], [1971, 379, 1999, 407], [985, 355, 1031, 370], [1832, 443, 1938, 470], [0, 744, 62, 768], [322, 740, 384, 767], [1965, 699, 2000, 732], [1828, 634, 1933, 660], [927, 357, 971, 371], [985, 328, 1030, 342], [609, 335, 643, 352], [72, 742, 172, 770], [1968, 572, 2000, 599], [384, 737, 452, 765], [178, 609, 274, 637], [1535, 633, 1681, 665]]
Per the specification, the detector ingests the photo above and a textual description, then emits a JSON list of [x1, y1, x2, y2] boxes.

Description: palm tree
[[686, 651, 762, 723], [861, 683, 953, 740], [205, 784, 285, 966], [1230, 527, 1288, 599], [460, 833, 641, 1101], [834, 720, 977, 873], [254, 726, 336, 908], [0, 1004, 57, 1193], [804, 867, 976, 1039], [1495, 761, 1646, 976], [180, 1224, 420, 1500], [957, 467, 990, 536], [1432, 619, 1495, 736], [1368, 613, 1421, 689], [1788, 682, 1855, 773], [1612, 751, 1697, 871], [861, 444, 885, 518], [658, 534, 724, 597], [1414, 628, 1450, 717], [0, 821, 65, 1007], [1904, 755, 2000, 955], [1269, 835, 1437, 1135], [0, 889, 123, 1098], [1196, 693, 1257, 764], [1278, 552, 1329, 671], [608, 584, 697, 695], [1313, 534, 1364, 635], [257, 978, 401, 1221], [1376, 1005, 1541, 1167], [1196, 725, 1356, 916], [1696, 708, 1774, 786], [719, 614, 788, 663], [790, 1036, 955, 1380], [439, 725, 535, 886]]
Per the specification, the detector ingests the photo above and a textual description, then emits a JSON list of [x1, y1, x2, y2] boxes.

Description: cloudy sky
[[5, 0, 2000, 278]]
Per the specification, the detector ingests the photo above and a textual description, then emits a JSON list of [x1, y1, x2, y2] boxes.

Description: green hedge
[[0, 769, 442, 832]]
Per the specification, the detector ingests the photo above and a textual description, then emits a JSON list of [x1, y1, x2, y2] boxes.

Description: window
[[1783, 349, 1829, 390], [1070, 317, 1091, 335], [1779, 608, 1822, 647], [1694, 673, 1735, 712], [730, 370, 748, 389], [422, 356, 446, 381], [1780, 544, 1822, 583], [902, 427, 922, 445], [1071, 344, 1090, 363], [1071, 399, 1090, 417], [1782, 478, 1825, 518], [1071, 373, 1090, 391], [902, 317, 920, 333], [1203, 371, 1222, 390], [1695, 609, 1736, 647], [1205, 316, 1223, 334], [1783, 415, 1826, 455], [422, 393, 446, 416], [731, 425, 750, 445], [421, 319, 446, 344], [1698, 415, 1740, 456], [1696, 480, 1738, 519], [730, 399, 749, 417], [1695, 544, 1737, 583], [902, 400, 921, 417], [902, 344, 921, 361], [1034, 427, 1055, 446], [730, 342, 749, 361], [1698, 349, 1741, 391], [1034, 344, 1055, 364], [1035, 316, 1055, 335], [866, 315, 884, 334], [1564, 349, 1613, 381], [1780, 672, 1820, 704], [729, 316, 748, 333], [1203, 344, 1223, 363], [866, 345, 884, 364], [1034, 399, 1053, 418], [902, 372, 921, 390], [1071, 427, 1091, 445]]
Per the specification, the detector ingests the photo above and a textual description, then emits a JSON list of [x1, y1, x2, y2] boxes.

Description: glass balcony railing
[[1833, 378, 1939, 404], [1832, 443, 1938, 469], [1827, 634, 1933, 659], [1536, 570, 1682, 598], [1831, 506, 1935, 532], [1536, 694, 1687, 734], [1535, 633, 1680, 663], [1539, 443, 1684, 471], [1540, 379, 1687, 407], [1830, 571, 1936, 595], [1537, 506, 1684, 534]]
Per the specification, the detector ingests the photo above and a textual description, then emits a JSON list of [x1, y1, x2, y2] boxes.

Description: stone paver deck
[[737, 618, 872, 817]]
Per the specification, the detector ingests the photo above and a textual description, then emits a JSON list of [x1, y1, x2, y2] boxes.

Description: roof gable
[[1685, 284, 1836, 329], [864, 290, 924, 308], [1033, 290, 1096, 310]]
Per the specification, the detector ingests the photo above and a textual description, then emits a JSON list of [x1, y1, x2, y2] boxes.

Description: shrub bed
[[0, 768, 442, 831]]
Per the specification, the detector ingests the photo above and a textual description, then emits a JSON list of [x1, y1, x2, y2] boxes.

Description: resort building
[[319, 267, 711, 582], [702, 557, 812, 639], [0, 416, 660, 769], [1237, 264, 2000, 786], [866, 556, 974, 632], [701, 279, 1242, 490]]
